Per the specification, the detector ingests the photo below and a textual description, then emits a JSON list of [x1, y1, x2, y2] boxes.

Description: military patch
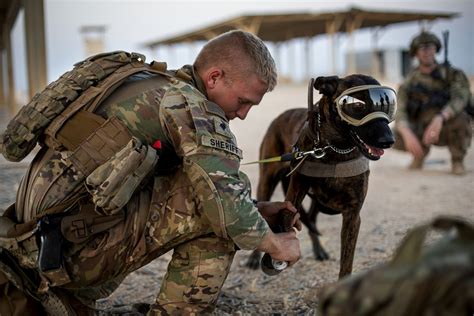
[[203, 100, 227, 120], [214, 118, 233, 138], [201, 135, 243, 159]]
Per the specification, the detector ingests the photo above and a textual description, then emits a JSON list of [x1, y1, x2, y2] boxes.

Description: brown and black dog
[[247, 74, 395, 278]]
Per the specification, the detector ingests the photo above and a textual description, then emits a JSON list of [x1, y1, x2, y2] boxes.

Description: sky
[[9, 0, 474, 98]]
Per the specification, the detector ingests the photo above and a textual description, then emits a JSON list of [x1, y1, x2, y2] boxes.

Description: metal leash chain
[[311, 110, 356, 157], [326, 144, 356, 155], [286, 109, 357, 176]]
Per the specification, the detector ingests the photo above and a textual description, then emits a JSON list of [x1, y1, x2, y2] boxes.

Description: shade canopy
[[143, 7, 458, 48]]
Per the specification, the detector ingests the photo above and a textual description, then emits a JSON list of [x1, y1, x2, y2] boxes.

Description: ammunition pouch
[[57, 112, 133, 176], [86, 137, 158, 215], [60, 201, 124, 244]]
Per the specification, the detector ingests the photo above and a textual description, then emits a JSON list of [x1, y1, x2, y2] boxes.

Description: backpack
[[0, 51, 169, 162], [1, 51, 177, 224]]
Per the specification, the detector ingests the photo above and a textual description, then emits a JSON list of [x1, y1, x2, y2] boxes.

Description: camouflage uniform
[[318, 216, 474, 316], [0, 65, 270, 315], [394, 63, 472, 165]]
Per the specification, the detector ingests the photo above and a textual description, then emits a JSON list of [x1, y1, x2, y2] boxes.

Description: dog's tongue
[[368, 145, 385, 157]]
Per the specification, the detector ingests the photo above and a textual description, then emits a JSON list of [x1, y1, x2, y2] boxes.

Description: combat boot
[[451, 161, 466, 175]]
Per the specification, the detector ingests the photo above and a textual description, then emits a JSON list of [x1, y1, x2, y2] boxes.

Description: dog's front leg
[[285, 173, 310, 215], [307, 200, 330, 261], [339, 211, 361, 278]]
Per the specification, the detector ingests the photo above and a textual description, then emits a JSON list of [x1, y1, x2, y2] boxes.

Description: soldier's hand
[[422, 115, 443, 145], [257, 230, 301, 266], [399, 126, 424, 159], [256, 201, 302, 231]]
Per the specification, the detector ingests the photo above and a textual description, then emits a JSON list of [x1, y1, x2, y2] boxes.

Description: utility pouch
[[86, 137, 158, 215], [37, 215, 71, 287]]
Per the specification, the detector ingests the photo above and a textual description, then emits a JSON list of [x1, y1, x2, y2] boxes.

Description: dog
[[247, 74, 396, 278]]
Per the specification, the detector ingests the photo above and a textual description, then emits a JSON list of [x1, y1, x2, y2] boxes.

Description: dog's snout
[[377, 134, 395, 149], [352, 119, 395, 149]]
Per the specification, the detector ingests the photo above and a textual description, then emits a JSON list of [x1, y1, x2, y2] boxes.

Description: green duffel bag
[[318, 216, 474, 316]]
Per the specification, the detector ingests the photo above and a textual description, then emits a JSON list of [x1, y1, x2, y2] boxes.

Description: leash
[[241, 145, 355, 165], [242, 79, 360, 176]]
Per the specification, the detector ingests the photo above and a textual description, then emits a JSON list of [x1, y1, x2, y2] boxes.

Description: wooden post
[[371, 27, 384, 80], [24, 0, 47, 98], [0, 51, 5, 106], [326, 17, 343, 75], [345, 14, 363, 75], [305, 37, 311, 80], [4, 28, 15, 114]]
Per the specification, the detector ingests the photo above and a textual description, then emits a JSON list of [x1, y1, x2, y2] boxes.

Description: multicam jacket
[[96, 65, 270, 250], [396, 63, 470, 125]]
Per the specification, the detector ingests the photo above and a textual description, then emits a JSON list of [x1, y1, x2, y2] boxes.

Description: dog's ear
[[314, 76, 339, 97]]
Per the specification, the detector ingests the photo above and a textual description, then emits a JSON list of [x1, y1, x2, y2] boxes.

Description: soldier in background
[[394, 31, 472, 175], [0, 30, 301, 315]]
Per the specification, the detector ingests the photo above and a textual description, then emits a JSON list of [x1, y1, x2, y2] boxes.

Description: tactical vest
[[405, 65, 473, 120], [0, 51, 190, 289]]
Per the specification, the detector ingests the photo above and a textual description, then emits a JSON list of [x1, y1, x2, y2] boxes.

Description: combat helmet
[[409, 31, 441, 56]]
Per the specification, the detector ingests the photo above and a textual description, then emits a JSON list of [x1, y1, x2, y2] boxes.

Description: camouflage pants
[[1, 168, 237, 315], [393, 110, 472, 162]]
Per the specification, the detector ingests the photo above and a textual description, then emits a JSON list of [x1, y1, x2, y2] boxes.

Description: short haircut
[[194, 30, 277, 91]]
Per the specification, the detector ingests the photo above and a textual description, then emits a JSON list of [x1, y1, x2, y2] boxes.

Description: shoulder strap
[[44, 63, 172, 150]]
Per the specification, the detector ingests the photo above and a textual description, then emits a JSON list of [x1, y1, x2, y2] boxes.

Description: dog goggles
[[334, 85, 397, 126]]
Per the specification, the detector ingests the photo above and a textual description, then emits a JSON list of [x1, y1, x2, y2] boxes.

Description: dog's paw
[[313, 246, 330, 261]]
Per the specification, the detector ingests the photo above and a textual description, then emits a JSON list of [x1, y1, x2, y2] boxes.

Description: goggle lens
[[338, 87, 396, 122]]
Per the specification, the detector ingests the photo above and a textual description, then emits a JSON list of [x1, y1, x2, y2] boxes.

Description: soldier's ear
[[314, 76, 339, 97]]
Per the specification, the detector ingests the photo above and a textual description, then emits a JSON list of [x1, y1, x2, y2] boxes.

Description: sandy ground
[[1, 82, 473, 314]]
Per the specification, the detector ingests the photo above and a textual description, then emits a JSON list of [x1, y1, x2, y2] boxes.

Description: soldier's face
[[416, 43, 437, 66], [207, 71, 267, 120]]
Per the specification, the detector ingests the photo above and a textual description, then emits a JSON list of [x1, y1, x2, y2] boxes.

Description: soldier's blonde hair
[[194, 30, 277, 91]]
